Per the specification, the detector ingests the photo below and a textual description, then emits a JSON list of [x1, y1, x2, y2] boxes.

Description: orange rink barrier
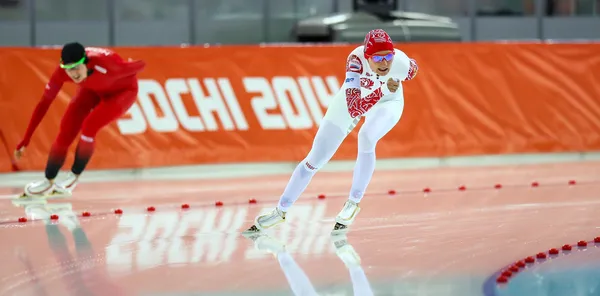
[[1, 43, 599, 172], [0, 162, 599, 295]]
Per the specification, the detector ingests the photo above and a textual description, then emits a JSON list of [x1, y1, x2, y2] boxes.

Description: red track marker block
[[494, 184, 502, 189], [388, 189, 396, 195], [114, 209, 123, 214], [536, 252, 547, 259], [549, 248, 559, 255], [562, 244, 572, 251], [147, 206, 156, 212], [181, 204, 190, 209], [50, 214, 59, 220], [18, 217, 27, 223], [458, 185, 466, 191], [317, 194, 326, 199], [578, 240, 588, 247], [423, 188, 431, 193], [82, 211, 91, 217], [496, 276, 508, 284], [531, 181, 539, 187], [568, 180, 576, 185], [525, 257, 535, 263], [248, 198, 257, 204], [594, 237, 600, 243], [215, 201, 224, 206]]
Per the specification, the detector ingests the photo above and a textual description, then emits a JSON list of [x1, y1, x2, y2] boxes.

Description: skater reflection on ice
[[13, 202, 125, 296], [243, 232, 374, 296]]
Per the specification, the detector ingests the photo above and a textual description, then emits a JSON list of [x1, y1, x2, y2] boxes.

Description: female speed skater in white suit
[[244, 28, 419, 234]]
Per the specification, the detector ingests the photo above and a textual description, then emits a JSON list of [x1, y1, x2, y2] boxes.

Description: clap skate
[[14, 179, 57, 201], [52, 172, 79, 197], [331, 233, 361, 268], [14, 173, 78, 202], [332, 200, 361, 234], [243, 207, 286, 234]]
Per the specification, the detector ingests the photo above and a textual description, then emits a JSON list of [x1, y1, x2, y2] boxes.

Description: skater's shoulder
[[348, 46, 366, 59], [84, 47, 126, 70], [84, 47, 118, 58], [393, 48, 409, 60]]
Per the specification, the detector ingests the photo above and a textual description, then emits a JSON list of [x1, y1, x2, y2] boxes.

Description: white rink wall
[[0, 152, 599, 187]]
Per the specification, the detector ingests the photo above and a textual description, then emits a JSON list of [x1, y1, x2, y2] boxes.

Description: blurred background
[[0, 0, 598, 47]]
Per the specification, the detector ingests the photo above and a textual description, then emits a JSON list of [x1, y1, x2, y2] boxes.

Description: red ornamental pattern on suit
[[346, 87, 383, 118], [360, 78, 375, 89], [344, 53, 384, 118], [406, 59, 418, 80], [346, 55, 363, 73]]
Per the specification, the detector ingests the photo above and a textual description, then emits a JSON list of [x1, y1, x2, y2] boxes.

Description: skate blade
[[331, 222, 350, 236], [11, 190, 71, 204], [46, 190, 72, 199], [12, 191, 47, 201], [242, 225, 261, 235]]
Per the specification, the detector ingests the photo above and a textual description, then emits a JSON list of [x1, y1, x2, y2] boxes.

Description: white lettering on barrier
[[187, 78, 235, 131], [272, 76, 313, 130], [165, 78, 205, 132], [116, 76, 340, 134], [245, 77, 287, 130], [137, 79, 180, 133]]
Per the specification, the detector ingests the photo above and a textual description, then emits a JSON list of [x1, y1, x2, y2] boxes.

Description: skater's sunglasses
[[60, 56, 85, 69], [370, 52, 395, 63]]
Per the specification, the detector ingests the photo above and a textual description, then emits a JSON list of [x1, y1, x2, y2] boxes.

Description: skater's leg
[[53, 87, 138, 194], [72, 87, 138, 175], [247, 118, 349, 231], [245, 90, 356, 232], [349, 99, 404, 203], [278, 119, 348, 212], [46, 89, 100, 181], [334, 100, 404, 229], [24, 89, 99, 197]]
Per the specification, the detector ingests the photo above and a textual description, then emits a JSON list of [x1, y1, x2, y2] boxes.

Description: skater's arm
[[19, 67, 66, 147], [392, 50, 418, 81], [344, 54, 383, 118], [406, 58, 418, 81]]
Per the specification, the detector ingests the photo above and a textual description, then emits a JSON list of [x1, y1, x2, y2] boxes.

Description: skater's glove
[[14, 141, 27, 160], [386, 78, 400, 93]]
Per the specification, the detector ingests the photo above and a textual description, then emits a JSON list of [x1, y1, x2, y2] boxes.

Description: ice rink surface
[[0, 160, 599, 296]]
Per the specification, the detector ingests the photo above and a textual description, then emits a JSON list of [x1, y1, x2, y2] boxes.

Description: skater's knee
[[79, 133, 96, 144], [54, 130, 78, 148], [80, 122, 101, 139], [357, 130, 377, 153], [302, 160, 319, 173], [304, 148, 334, 171]]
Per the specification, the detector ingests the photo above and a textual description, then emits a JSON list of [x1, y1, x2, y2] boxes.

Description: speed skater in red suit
[[14, 42, 145, 198]]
